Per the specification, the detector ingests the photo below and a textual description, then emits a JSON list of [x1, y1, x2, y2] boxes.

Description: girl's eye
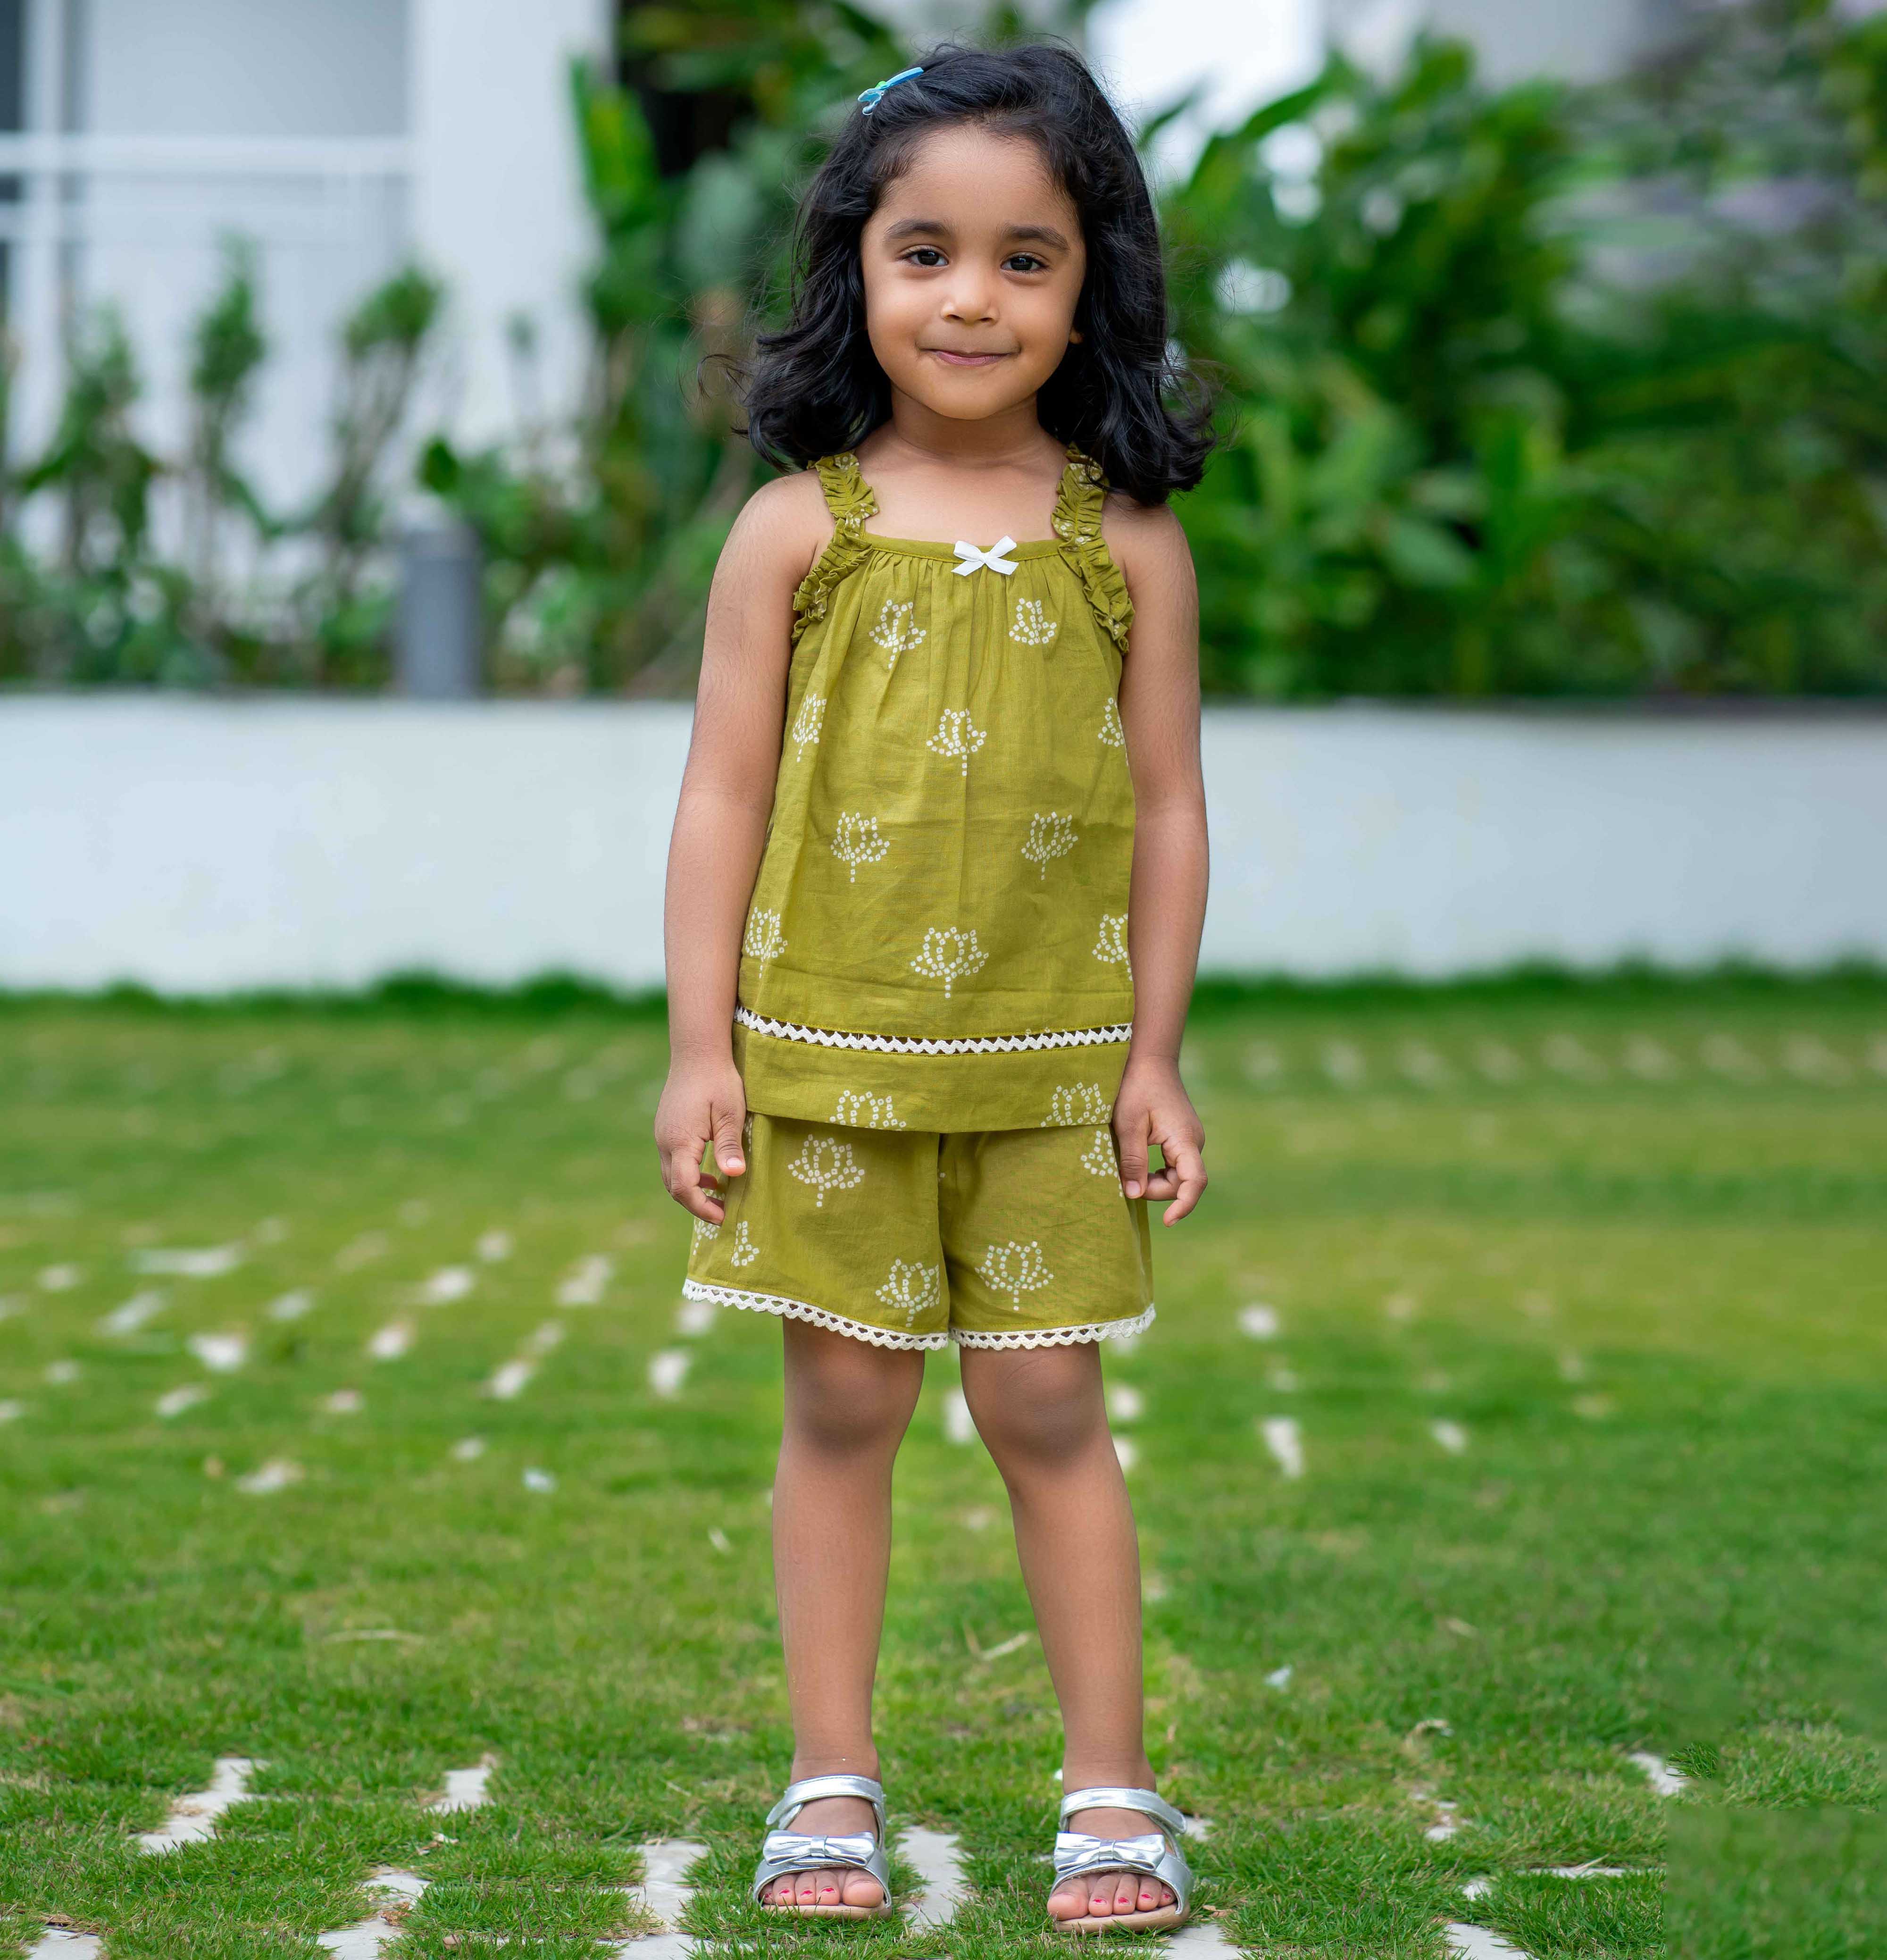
[[904, 247, 947, 267], [1005, 254, 1047, 273]]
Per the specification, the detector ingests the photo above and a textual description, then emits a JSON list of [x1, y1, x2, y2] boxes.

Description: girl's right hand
[[654, 1057, 748, 1223]]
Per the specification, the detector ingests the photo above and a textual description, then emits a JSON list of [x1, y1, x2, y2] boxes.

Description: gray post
[[395, 517, 484, 698]]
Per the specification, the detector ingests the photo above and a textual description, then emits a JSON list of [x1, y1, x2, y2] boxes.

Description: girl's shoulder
[[724, 467, 835, 590], [1098, 491, 1192, 603]]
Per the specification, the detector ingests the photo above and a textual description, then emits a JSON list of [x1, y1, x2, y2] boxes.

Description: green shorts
[[683, 1113, 1155, 1351]]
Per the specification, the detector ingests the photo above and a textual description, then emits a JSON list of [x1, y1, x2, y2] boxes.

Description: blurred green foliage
[[1, 0, 1883, 698]]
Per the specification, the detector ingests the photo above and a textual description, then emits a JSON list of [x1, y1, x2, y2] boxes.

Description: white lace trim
[[680, 1282, 1154, 1352], [681, 1279, 950, 1350], [736, 1006, 1132, 1056], [953, 1304, 1156, 1349]]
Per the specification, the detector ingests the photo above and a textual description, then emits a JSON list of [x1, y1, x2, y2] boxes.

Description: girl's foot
[[762, 1792, 888, 1910], [1046, 1804, 1179, 1922]]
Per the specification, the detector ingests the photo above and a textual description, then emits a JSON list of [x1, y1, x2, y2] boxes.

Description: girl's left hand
[[1113, 1056, 1207, 1225]]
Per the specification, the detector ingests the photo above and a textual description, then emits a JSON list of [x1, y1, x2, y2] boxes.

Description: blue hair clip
[[858, 66, 923, 114]]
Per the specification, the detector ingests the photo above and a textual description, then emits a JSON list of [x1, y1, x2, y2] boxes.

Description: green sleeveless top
[[734, 443, 1136, 1133]]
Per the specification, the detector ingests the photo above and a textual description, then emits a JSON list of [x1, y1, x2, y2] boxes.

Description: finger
[[1161, 1143, 1208, 1225], [1114, 1111, 1150, 1199], [664, 1148, 727, 1223], [1142, 1156, 1181, 1199], [711, 1101, 747, 1180]]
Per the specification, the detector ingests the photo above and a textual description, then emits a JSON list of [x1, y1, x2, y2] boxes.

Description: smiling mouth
[[925, 348, 1011, 366]]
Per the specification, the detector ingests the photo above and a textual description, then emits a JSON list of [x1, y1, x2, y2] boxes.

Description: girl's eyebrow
[[881, 217, 1071, 251]]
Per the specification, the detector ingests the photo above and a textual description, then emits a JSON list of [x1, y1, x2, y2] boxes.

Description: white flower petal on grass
[[428, 1759, 497, 1811], [648, 1349, 690, 1399], [475, 1230, 513, 1263], [1424, 1798, 1462, 1842], [1629, 1751, 1687, 1796], [45, 1360, 80, 1385], [38, 1265, 81, 1292], [323, 1389, 363, 1416], [450, 1436, 486, 1461], [237, 1458, 303, 1495], [188, 1332, 249, 1374], [1572, 1394, 1615, 1421], [267, 1290, 315, 1322], [136, 1755, 264, 1853], [1383, 1291, 1418, 1323], [1238, 1302, 1280, 1339], [1442, 1922, 1528, 1958], [675, 1297, 716, 1336], [1430, 1420, 1469, 1456], [104, 1293, 170, 1340], [0, 1399, 24, 1424], [522, 1467, 557, 1494], [707, 1527, 732, 1554], [1260, 1416, 1304, 1479], [1112, 1436, 1139, 1473], [943, 1388, 976, 1445], [486, 1359, 534, 1401], [1557, 1350, 1587, 1382], [250, 1216, 290, 1246], [1265, 1665, 1294, 1690], [367, 1320, 414, 1361], [1141, 1572, 1169, 1602], [1269, 1364, 1300, 1392], [156, 1383, 211, 1419], [556, 1254, 613, 1307], [1107, 1385, 1144, 1422], [416, 1266, 475, 1306], [132, 1246, 243, 1278], [0, 1296, 22, 1322], [526, 1319, 566, 1353]]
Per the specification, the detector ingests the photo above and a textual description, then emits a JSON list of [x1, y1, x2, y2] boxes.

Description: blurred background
[[1, 0, 1884, 995]]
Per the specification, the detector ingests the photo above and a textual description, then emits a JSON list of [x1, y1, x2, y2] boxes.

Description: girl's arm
[[1109, 504, 1209, 1225], [654, 475, 822, 1222]]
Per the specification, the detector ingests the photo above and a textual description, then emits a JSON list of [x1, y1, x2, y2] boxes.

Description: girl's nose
[[939, 276, 998, 324]]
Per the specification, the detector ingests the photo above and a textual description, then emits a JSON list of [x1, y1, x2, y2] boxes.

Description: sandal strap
[[753, 1776, 891, 1906], [1057, 1785, 1188, 1836], [765, 1773, 886, 1834]]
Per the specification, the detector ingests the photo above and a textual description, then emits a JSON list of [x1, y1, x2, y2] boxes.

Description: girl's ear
[[1069, 328, 1084, 343]]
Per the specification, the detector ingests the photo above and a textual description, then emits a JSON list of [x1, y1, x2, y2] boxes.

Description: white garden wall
[[1, 698, 1880, 994]]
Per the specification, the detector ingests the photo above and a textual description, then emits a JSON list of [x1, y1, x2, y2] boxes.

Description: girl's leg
[[958, 1341, 1174, 1923], [765, 1317, 925, 1908]]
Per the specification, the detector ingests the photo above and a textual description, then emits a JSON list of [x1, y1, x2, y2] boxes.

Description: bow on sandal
[[1050, 1785, 1194, 1935], [751, 1773, 894, 1919]]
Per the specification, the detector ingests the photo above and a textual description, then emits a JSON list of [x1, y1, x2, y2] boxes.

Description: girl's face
[[860, 123, 1086, 426]]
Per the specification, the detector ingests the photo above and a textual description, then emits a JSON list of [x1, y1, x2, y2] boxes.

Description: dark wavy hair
[[741, 42, 1215, 505]]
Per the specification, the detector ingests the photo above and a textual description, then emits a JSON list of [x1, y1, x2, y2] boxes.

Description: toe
[[1089, 1880, 1116, 1917], [794, 1869, 822, 1907], [1113, 1873, 1139, 1915], [841, 1868, 885, 1909], [815, 1866, 846, 1907], [1048, 1877, 1089, 1921]]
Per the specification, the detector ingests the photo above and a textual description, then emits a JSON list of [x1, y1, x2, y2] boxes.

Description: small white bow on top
[[952, 536, 1019, 577]]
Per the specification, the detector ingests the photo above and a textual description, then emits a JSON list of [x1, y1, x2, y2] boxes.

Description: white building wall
[[409, 0, 612, 452], [3, 702, 1880, 994]]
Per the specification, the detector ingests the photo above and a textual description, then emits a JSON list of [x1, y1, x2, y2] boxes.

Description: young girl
[[654, 42, 1211, 1935]]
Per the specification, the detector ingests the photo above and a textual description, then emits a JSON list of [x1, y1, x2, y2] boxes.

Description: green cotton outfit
[[685, 445, 1153, 1351]]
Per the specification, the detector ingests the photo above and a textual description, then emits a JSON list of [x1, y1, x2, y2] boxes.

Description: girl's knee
[[960, 1345, 1107, 1468], [782, 1323, 922, 1456]]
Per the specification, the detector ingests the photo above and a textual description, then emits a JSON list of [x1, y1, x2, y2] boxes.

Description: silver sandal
[[1049, 1785, 1194, 1935], [751, 1772, 894, 1919]]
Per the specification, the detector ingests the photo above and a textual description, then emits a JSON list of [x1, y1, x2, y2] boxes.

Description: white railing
[[2, 133, 417, 512]]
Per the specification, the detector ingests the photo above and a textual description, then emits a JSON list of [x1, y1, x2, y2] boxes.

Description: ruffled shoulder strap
[[793, 453, 879, 644], [1051, 445, 1134, 650], [813, 451, 878, 532]]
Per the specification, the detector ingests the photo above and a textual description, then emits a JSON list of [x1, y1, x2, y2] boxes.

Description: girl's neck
[[875, 388, 1060, 472]]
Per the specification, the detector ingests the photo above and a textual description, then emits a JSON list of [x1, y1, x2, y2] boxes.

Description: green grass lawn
[[1, 977, 1883, 1958]]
